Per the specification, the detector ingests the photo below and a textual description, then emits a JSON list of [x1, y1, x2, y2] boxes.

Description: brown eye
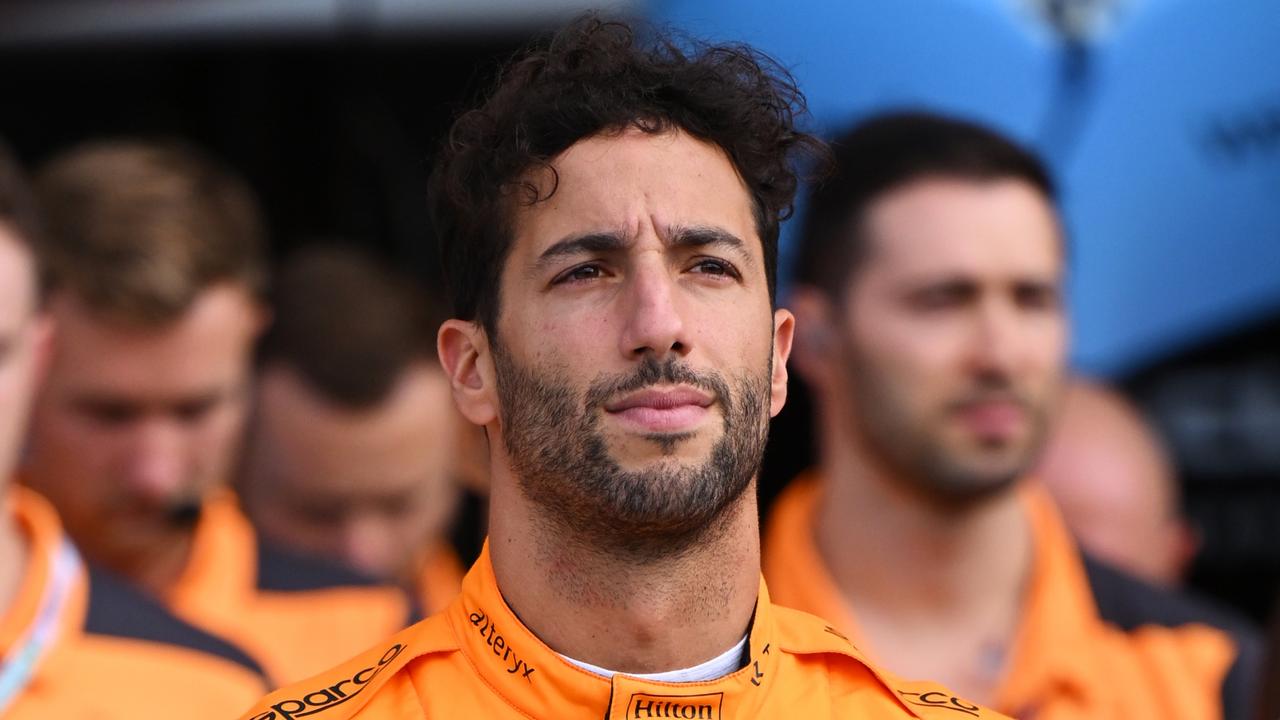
[[690, 258, 740, 280], [1014, 283, 1060, 311], [553, 263, 605, 285], [911, 284, 973, 310], [78, 401, 142, 427], [174, 397, 219, 424]]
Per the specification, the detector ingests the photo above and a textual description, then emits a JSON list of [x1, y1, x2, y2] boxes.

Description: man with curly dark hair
[[239, 16, 1010, 719]]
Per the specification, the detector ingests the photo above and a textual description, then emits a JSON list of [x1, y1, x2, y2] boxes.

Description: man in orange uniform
[[770, 111, 1261, 719], [0, 138, 267, 717], [241, 245, 467, 615], [20, 140, 416, 685], [240, 17, 1011, 720]]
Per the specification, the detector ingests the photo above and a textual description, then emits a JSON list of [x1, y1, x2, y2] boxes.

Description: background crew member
[[0, 137, 268, 718], [1036, 376, 1194, 587], [769, 111, 1262, 720], [20, 139, 416, 685], [240, 244, 470, 614], [239, 18, 1009, 720]]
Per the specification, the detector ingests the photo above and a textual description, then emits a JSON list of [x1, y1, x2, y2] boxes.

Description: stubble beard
[[843, 337, 1052, 510], [494, 348, 771, 563]]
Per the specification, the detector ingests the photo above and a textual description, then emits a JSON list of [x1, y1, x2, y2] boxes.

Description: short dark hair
[[34, 139, 267, 325], [794, 111, 1057, 300], [0, 138, 41, 253], [429, 15, 825, 334], [258, 244, 442, 409]]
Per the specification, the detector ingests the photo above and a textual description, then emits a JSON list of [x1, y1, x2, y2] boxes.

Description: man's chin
[[609, 440, 721, 474], [605, 433, 719, 469], [929, 457, 1028, 504]]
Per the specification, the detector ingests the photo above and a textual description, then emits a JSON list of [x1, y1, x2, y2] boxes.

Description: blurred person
[[1036, 377, 1194, 586], [240, 244, 466, 614], [770, 111, 1261, 719], [0, 137, 268, 717], [20, 140, 416, 685], [239, 18, 1009, 720]]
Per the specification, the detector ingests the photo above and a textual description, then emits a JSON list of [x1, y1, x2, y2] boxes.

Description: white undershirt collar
[[558, 634, 749, 683]]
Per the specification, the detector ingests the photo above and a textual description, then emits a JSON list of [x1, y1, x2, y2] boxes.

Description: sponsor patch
[[626, 692, 724, 720], [468, 607, 536, 682], [248, 643, 404, 719], [899, 690, 982, 717]]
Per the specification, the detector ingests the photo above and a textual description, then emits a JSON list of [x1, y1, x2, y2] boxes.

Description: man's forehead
[[0, 227, 37, 327], [47, 284, 261, 362], [45, 304, 253, 399], [511, 128, 758, 254], [860, 176, 1062, 279]]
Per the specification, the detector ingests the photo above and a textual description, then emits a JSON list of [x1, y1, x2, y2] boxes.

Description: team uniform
[[764, 476, 1262, 720], [239, 541, 1010, 720], [0, 487, 267, 718], [414, 539, 464, 616], [163, 491, 419, 685]]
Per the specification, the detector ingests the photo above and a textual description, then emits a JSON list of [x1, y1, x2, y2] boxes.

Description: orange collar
[[0, 488, 87, 665], [165, 491, 257, 614], [443, 542, 786, 719], [763, 475, 1099, 713]]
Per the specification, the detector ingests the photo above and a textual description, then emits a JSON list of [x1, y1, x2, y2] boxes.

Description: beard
[[494, 349, 771, 561], [844, 336, 1055, 510]]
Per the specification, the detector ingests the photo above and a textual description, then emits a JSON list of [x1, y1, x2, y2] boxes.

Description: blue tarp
[[648, 0, 1280, 376]]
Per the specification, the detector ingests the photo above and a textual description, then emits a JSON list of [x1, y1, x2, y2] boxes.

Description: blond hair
[[35, 139, 266, 324]]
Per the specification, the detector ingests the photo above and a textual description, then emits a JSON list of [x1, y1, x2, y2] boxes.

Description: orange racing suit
[[239, 541, 1011, 719], [763, 475, 1255, 720], [1, 487, 267, 718], [164, 491, 418, 685]]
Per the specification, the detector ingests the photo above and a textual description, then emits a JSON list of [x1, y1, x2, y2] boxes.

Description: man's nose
[[120, 420, 188, 504], [618, 263, 690, 361], [962, 297, 1018, 371]]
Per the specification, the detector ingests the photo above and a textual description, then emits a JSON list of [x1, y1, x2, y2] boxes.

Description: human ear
[[770, 308, 795, 418], [437, 319, 498, 427], [787, 286, 840, 389]]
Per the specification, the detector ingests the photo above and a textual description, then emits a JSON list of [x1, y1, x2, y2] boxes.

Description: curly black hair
[[429, 15, 826, 334]]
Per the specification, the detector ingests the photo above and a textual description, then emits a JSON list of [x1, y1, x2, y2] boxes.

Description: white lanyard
[[0, 538, 81, 714]]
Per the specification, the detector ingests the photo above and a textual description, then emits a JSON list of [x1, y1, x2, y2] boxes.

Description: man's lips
[[953, 399, 1026, 438], [605, 387, 713, 412], [604, 386, 714, 433]]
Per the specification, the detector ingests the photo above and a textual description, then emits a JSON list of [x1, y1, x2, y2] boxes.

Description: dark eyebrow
[[669, 225, 752, 265], [534, 232, 627, 270], [533, 225, 752, 272]]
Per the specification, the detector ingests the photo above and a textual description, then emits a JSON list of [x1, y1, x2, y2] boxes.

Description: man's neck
[[488, 477, 761, 675], [814, 421, 1032, 701], [0, 510, 29, 623]]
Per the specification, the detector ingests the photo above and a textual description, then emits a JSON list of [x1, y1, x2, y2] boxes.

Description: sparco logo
[[469, 608, 536, 681], [899, 690, 981, 717], [248, 643, 404, 719], [626, 692, 723, 719]]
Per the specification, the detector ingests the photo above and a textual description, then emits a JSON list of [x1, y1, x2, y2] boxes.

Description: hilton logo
[[626, 692, 723, 719]]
